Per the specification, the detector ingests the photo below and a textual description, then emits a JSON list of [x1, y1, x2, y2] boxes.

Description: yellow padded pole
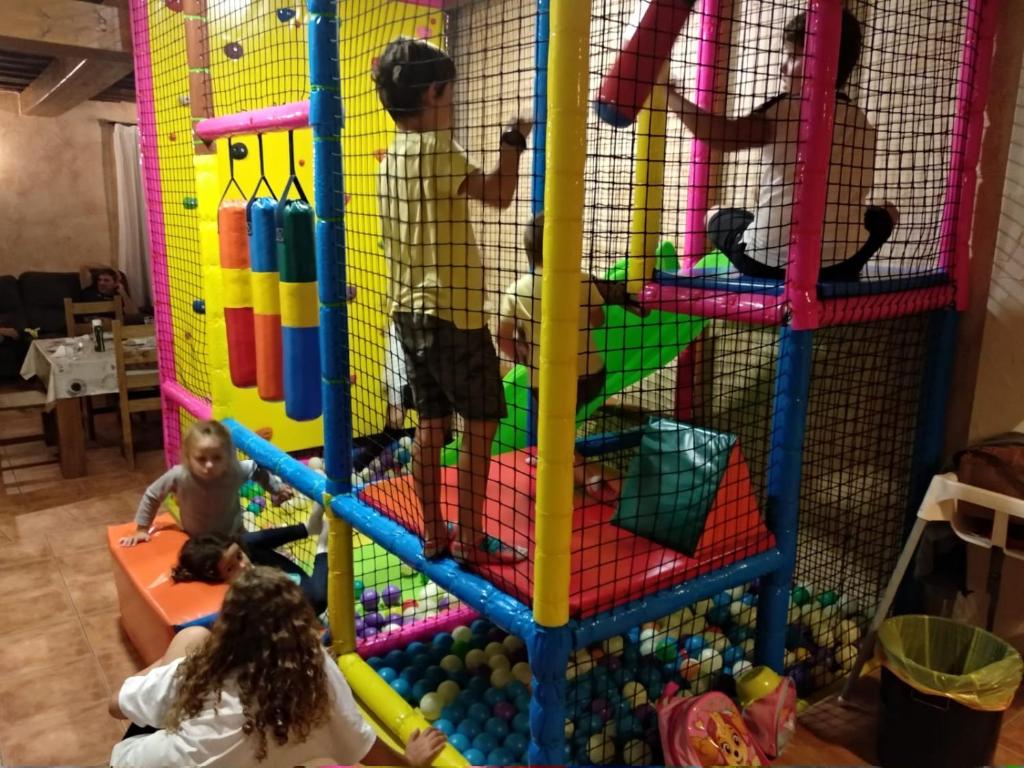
[[326, 500, 357, 656], [533, 0, 592, 628], [627, 65, 669, 293]]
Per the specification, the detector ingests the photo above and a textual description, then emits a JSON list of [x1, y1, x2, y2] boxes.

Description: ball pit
[[363, 580, 866, 765]]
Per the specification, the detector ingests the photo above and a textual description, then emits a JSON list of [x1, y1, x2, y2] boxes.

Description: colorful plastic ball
[[683, 634, 706, 656], [381, 584, 402, 606], [463, 747, 485, 765], [489, 654, 511, 674], [450, 640, 470, 659], [378, 666, 397, 683], [588, 733, 616, 764], [390, 678, 411, 699], [490, 668, 513, 689], [623, 737, 652, 765], [512, 711, 530, 734], [423, 665, 446, 687], [791, 585, 812, 606], [655, 637, 679, 664], [502, 635, 525, 655], [360, 588, 379, 611], [468, 702, 491, 723], [621, 681, 648, 707], [741, 592, 758, 606], [484, 641, 505, 660], [441, 701, 466, 721], [432, 631, 454, 651], [503, 731, 529, 756], [436, 680, 460, 705], [487, 747, 515, 766], [590, 697, 612, 721], [722, 645, 745, 667], [818, 589, 838, 607], [223, 42, 243, 59], [465, 648, 487, 671], [836, 643, 858, 673], [485, 716, 510, 740], [452, 625, 472, 643], [514, 692, 530, 713], [411, 681, 431, 701], [482, 687, 507, 707], [449, 732, 471, 753], [638, 627, 658, 656], [678, 657, 701, 683], [493, 700, 517, 721], [434, 717, 455, 736], [434, 654, 460, 676], [510, 661, 532, 686], [420, 692, 443, 720], [470, 619, 490, 635], [471, 732, 498, 754], [457, 719, 482, 740], [708, 605, 732, 628], [467, 676, 489, 697]]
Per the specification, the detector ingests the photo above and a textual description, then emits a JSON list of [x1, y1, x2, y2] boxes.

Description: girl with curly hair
[[109, 567, 446, 767]]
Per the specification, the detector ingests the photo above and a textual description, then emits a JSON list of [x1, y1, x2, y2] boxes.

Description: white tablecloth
[[20, 335, 156, 403]]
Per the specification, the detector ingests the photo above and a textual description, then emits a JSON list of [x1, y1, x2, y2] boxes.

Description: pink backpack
[[741, 673, 797, 758], [657, 683, 768, 766]]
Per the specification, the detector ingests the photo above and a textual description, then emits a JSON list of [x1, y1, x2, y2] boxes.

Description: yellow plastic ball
[[588, 734, 615, 765], [464, 648, 487, 671], [490, 667, 513, 689], [436, 680, 460, 705], [621, 681, 648, 707], [512, 661, 532, 686], [489, 654, 511, 673], [419, 692, 443, 721]]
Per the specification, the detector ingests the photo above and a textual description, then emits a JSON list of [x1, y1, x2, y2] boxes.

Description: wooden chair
[[64, 297, 125, 440], [113, 321, 161, 469], [63, 297, 124, 336]]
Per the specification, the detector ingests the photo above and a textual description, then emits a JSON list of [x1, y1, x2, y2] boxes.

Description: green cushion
[[612, 418, 736, 555]]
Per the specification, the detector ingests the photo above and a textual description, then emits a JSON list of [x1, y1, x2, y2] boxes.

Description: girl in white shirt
[[109, 566, 445, 768], [667, 10, 894, 281]]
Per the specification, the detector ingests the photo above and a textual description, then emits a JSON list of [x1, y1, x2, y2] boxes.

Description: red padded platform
[[359, 449, 774, 617], [108, 515, 227, 664]]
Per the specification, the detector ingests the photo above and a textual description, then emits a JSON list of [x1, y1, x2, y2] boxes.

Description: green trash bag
[[611, 418, 736, 555], [877, 615, 1023, 711]]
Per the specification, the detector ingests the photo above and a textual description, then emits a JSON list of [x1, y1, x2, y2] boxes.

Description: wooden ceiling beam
[[0, 0, 131, 62], [18, 56, 134, 116]]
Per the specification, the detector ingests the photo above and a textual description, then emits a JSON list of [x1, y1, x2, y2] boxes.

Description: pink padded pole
[[681, 0, 724, 272], [194, 101, 310, 142], [939, 0, 1000, 310], [785, 0, 841, 331], [162, 381, 213, 421], [128, 0, 180, 467]]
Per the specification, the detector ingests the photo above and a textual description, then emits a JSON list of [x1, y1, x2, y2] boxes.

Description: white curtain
[[113, 123, 152, 306]]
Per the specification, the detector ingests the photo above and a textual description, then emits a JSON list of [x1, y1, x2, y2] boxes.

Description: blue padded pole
[[225, 418, 327, 503], [572, 547, 785, 648], [755, 327, 813, 671], [331, 495, 537, 640], [308, 0, 351, 497], [525, 0, 549, 451], [527, 624, 571, 766]]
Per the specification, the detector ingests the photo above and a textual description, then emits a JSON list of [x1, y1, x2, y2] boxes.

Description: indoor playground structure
[[127, 0, 996, 763]]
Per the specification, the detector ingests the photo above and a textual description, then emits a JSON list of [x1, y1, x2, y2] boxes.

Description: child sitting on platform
[[497, 213, 620, 503], [119, 419, 300, 547], [667, 9, 894, 280]]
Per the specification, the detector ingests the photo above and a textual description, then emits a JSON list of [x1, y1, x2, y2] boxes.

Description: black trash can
[[876, 615, 1022, 768]]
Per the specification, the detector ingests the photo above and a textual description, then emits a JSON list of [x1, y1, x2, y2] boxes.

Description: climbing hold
[[165, 0, 183, 11], [183, 196, 198, 209], [298, 158, 305, 167], [415, 25, 433, 39], [192, 299, 206, 314], [276, 7, 296, 22], [229, 142, 249, 160], [178, 94, 190, 107], [224, 42, 244, 60], [168, 132, 177, 142], [372, 148, 387, 163], [346, 285, 357, 301]]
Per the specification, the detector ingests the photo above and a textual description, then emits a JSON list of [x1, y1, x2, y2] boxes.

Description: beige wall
[[0, 97, 137, 278], [969, 68, 1024, 440]]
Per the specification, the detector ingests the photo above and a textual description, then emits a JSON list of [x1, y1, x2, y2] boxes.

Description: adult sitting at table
[[79, 268, 140, 320]]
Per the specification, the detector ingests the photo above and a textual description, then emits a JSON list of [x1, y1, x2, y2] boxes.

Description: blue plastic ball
[[407, 641, 427, 656], [434, 718, 455, 736], [728, 625, 753, 645], [366, 656, 383, 669], [485, 716, 510, 740], [488, 747, 515, 766], [449, 669, 470, 688], [457, 719, 482, 740], [512, 711, 530, 734], [467, 677, 489, 697], [411, 654, 432, 671], [504, 732, 529, 755], [463, 748, 486, 765], [390, 678, 411, 699], [708, 605, 732, 628], [468, 702, 491, 723], [433, 632, 455, 652], [191, 298, 206, 314], [400, 667, 421, 684], [378, 666, 397, 683], [471, 619, 490, 636], [440, 703, 465, 722], [683, 634, 706, 656], [514, 693, 531, 713], [385, 650, 406, 667], [616, 713, 641, 740], [713, 590, 732, 607], [424, 665, 446, 688], [723, 645, 745, 667], [472, 732, 498, 754], [482, 687, 507, 708], [741, 592, 758, 606], [504, 680, 527, 700], [411, 680, 431, 701], [455, 690, 476, 710], [449, 733, 471, 753]]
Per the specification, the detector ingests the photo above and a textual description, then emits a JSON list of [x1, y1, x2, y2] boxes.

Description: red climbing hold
[[165, 0, 183, 11], [372, 149, 386, 163]]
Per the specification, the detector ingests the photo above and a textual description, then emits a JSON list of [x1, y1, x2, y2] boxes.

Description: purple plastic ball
[[384, 613, 404, 626], [493, 701, 517, 721], [364, 611, 384, 628], [355, 618, 366, 634], [363, 626, 379, 639], [382, 585, 402, 606], [361, 588, 379, 612], [437, 596, 450, 611], [605, 655, 623, 672], [590, 697, 612, 721], [223, 42, 243, 59]]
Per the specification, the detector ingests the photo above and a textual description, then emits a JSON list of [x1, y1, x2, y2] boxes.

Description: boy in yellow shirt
[[374, 38, 531, 564]]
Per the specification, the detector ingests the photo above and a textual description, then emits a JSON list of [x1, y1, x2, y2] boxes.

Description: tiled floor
[[0, 402, 163, 767], [1, 399, 1023, 766]]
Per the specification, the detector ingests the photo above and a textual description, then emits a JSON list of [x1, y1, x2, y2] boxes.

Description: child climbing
[[373, 37, 531, 564], [119, 419, 300, 547], [666, 9, 894, 280], [497, 212, 620, 502], [109, 567, 446, 767]]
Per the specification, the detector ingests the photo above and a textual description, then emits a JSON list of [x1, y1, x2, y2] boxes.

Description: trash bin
[[876, 615, 1023, 768]]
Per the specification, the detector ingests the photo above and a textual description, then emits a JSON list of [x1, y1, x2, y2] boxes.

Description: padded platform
[[359, 450, 775, 618], [108, 515, 227, 664], [652, 267, 950, 297]]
